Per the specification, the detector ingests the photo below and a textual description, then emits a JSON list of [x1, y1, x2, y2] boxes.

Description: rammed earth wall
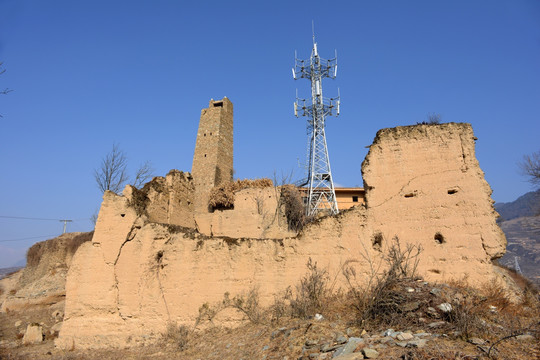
[[56, 122, 507, 349]]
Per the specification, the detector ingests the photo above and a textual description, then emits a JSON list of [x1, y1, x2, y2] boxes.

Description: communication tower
[[293, 34, 340, 216]]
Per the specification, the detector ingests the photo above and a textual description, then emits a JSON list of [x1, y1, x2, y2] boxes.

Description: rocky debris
[[51, 309, 63, 322], [430, 288, 441, 296], [396, 332, 414, 341], [401, 301, 420, 312], [22, 323, 43, 344], [297, 328, 434, 359], [50, 322, 62, 335], [468, 337, 486, 345], [437, 303, 453, 313], [361, 348, 379, 358], [515, 334, 534, 341], [333, 354, 364, 360]]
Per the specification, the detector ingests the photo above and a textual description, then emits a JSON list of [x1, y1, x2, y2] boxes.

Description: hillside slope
[[495, 190, 540, 221], [498, 215, 540, 286]]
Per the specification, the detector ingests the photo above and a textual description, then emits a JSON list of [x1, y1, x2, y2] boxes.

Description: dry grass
[[280, 185, 308, 232], [288, 258, 330, 319], [493, 260, 539, 308], [208, 178, 273, 210], [26, 232, 94, 268], [163, 322, 190, 351], [344, 237, 422, 327], [65, 232, 94, 257]]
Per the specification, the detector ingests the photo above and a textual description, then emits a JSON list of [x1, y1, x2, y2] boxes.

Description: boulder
[[22, 324, 43, 344]]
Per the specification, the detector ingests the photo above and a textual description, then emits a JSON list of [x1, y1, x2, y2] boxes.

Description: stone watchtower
[[192, 97, 233, 211]]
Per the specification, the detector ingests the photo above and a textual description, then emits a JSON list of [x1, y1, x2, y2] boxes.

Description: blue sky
[[1, 0, 539, 267]]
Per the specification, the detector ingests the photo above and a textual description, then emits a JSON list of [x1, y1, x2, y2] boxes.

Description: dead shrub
[[280, 185, 307, 232], [444, 293, 486, 340], [194, 287, 264, 327], [344, 237, 422, 326], [493, 260, 539, 309], [480, 278, 512, 312], [269, 288, 292, 324], [223, 288, 264, 324], [289, 258, 330, 319], [128, 186, 150, 216], [163, 322, 190, 350], [208, 178, 273, 210]]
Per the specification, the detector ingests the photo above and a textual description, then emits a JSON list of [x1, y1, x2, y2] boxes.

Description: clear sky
[[0, 0, 539, 267]]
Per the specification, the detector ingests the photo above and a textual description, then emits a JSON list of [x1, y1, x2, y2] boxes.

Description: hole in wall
[[120, 214, 125, 217], [434, 232, 445, 244], [447, 189, 458, 194], [352, 196, 359, 202], [213, 101, 223, 107], [404, 193, 415, 198], [372, 232, 383, 252]]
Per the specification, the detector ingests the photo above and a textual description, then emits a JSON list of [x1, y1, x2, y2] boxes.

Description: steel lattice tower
[[293, 36, 340, 216]]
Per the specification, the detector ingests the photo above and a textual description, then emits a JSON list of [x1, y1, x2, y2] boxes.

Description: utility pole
[[59, 219, 72, 234], [293, 31, 340, 216]]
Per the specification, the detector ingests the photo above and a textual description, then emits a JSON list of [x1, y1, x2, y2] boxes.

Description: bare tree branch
[[94, 144, 129, 193], [132, 161, 155, 189], [519, 150, 540, 189], [0, 62, 13, 118]]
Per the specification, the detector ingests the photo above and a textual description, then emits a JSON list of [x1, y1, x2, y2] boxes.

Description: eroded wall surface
[[57, 123, 507, 349], [362, 123, 506, 280]]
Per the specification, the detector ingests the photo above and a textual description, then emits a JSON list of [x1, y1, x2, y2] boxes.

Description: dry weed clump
[[288, 258, 330, 319], [193, 260, 334, 328], [445, 275, 540, 341], [163, 322, 190, 350], [344, 237, 422, 327], [493, 260, 539, 308], [280, 185, 307, 232], [195, 288, 264, 326], [208, 178, 273, 210]]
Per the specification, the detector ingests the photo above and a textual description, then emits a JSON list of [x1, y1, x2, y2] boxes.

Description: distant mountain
[[498, 215, 540, 287], [0, 266, 23, 280], [495, 190, 540, 221]]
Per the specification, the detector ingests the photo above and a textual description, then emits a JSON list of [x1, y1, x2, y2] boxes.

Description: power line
[[0, 215, 90, 222], [0, 234, 58, 242], [0, 215, 60, 221]]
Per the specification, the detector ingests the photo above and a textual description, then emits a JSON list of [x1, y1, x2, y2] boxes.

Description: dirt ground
[[1, 295, 539, 359]]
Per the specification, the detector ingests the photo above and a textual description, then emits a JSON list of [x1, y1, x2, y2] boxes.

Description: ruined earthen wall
[[362, 123, 506, 280], [192, 98, 233, 211], [57, 122, 507, 349], [195, 187, 296, 239], [127, 170, 195, 228]]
